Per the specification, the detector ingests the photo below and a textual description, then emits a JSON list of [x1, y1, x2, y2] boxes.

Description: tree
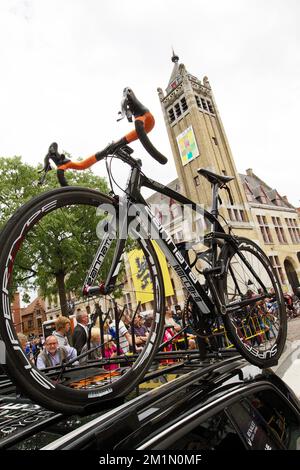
[[0, 156, 41, 230], [0, 156, 110, 315]]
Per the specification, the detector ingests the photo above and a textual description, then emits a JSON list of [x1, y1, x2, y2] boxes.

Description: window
[[174, 102, 181, 118], [245, 390, 300, 449], [167, 97, 189, 124], [212, 136, 218, 145], [165, 410, 245, 450], [194, 175, 200, 187], [257, 215, 273, 244], [228, 399, 282, 450], [195, 95, 201, 109], [194, 95, 215, 115], [269, 255, 285, 283], [180, 97, 188, 112], [272, 217, 287, 244], [207, 100, 214, 114], [228, 208, 247, 223], [168, 108, 175, 123], [201, 98, 208, 111], [285, 218, 300, 244]]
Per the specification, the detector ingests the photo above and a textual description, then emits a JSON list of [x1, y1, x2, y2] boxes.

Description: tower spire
[[167, 48, 180, 93], [171, 48, 179, 64]]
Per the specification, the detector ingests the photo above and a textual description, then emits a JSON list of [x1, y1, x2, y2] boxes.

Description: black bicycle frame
[[136, 174, 218, 314], [84, 162, 228, 316]]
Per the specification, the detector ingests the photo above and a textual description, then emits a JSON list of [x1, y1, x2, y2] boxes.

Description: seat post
[[210, 183, 220, 266], [211, 183, 219, 221]]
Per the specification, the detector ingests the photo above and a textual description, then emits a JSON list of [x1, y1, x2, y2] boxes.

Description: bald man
[[36, 335, 78, 369]]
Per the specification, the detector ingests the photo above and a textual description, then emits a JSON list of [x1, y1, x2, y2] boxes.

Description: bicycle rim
[[0, 187, 165, 414], [220, 238, 287, 367]]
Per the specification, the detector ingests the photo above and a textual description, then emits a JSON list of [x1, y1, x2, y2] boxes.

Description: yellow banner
[[128, 241, 174, 304]]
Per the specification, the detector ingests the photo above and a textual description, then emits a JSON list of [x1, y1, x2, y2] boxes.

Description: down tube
[[138, 204, 214, 315]]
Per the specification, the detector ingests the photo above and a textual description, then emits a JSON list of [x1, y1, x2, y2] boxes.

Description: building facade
[[20, 297, 47, 337], [154, 54, 299, 302]]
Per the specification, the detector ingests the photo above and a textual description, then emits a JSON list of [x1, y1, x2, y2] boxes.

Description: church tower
[[157, 53, 250, 225]]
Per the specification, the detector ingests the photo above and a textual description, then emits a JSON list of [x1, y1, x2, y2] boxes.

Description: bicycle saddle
[[197, 168, 234, 186]]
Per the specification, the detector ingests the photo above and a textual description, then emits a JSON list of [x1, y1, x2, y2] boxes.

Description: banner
[[176, 125, 199, 166], [128, 241, 174, 304]]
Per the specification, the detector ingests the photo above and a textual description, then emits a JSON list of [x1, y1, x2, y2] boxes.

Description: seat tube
[[211, 183, 219, 230], [211, 183, 219, 266]]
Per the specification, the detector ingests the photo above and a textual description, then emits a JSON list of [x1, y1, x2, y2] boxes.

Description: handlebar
[[134, 118, 168, 165], [120, 88, 167, 165], [41, 88, 168, 187]]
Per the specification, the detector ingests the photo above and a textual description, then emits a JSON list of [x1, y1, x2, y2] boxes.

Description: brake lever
[[38, 170, 47, 185], [38, 155, 52, 185], [38, 143, 70, 187], [117, 87, 133, 122], [117, 107, 133, 123]]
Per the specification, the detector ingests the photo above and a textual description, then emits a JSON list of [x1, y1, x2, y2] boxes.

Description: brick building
[[20, 297, 46, 337]]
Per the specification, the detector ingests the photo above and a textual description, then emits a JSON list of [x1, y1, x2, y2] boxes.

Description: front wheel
[[219, 238, 287, 368], [0, 187, 165, 414]]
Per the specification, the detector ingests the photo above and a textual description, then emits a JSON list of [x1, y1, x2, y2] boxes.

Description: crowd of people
[[20, 290, 300, 371], [16, 303, 195, 371]]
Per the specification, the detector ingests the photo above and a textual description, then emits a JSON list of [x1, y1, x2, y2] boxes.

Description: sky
[[0, 0, 299, 206]]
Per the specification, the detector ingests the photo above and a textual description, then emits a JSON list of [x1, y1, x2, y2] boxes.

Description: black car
[[1, 352, 300, 452]]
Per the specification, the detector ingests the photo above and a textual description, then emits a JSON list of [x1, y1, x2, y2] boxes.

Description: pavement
[[272, 316, 300, 399]]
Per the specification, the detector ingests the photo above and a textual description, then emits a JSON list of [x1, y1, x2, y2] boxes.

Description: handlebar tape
[[58, 108, 168, 170], [124, 112, 155, 143], [58, 155, 97, 171], [134, 118, 168, 165], [57, 169, 69, 187]]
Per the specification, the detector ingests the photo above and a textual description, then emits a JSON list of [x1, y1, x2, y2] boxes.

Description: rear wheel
[[219, 238, 287, 367], [0, 187, 165, 414]]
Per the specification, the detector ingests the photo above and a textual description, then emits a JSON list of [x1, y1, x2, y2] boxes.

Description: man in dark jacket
[[72, 310, 89, 355]]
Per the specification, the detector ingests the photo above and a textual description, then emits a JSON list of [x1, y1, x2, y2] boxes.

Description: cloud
[[8, 0, 33, 21]]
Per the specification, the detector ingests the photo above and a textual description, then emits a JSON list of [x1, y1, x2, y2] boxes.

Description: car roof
[[1, 353, 299, 450], [40, 355, 293, 450]]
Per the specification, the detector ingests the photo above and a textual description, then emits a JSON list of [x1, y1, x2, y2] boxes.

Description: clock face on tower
[[176, 125, 200, 166]]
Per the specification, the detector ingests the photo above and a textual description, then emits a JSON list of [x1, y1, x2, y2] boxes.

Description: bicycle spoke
[[221, 239, 286, 367], [0, 189, 164, 413]]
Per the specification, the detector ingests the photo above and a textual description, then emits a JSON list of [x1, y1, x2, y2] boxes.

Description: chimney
[[246, 168, 254, 177]]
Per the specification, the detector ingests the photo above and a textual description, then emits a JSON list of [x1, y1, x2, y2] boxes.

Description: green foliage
[[0, 155, 108, 228], [0, 156, 38, 229], [0, 156, 110, 314]]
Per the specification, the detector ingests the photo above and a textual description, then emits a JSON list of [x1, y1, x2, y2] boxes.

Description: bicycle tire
[[219, 237, 287, 367], [0, 187, 165, 414]]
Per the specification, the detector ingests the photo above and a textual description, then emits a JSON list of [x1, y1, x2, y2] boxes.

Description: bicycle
[[0, 88, 287, 414]]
